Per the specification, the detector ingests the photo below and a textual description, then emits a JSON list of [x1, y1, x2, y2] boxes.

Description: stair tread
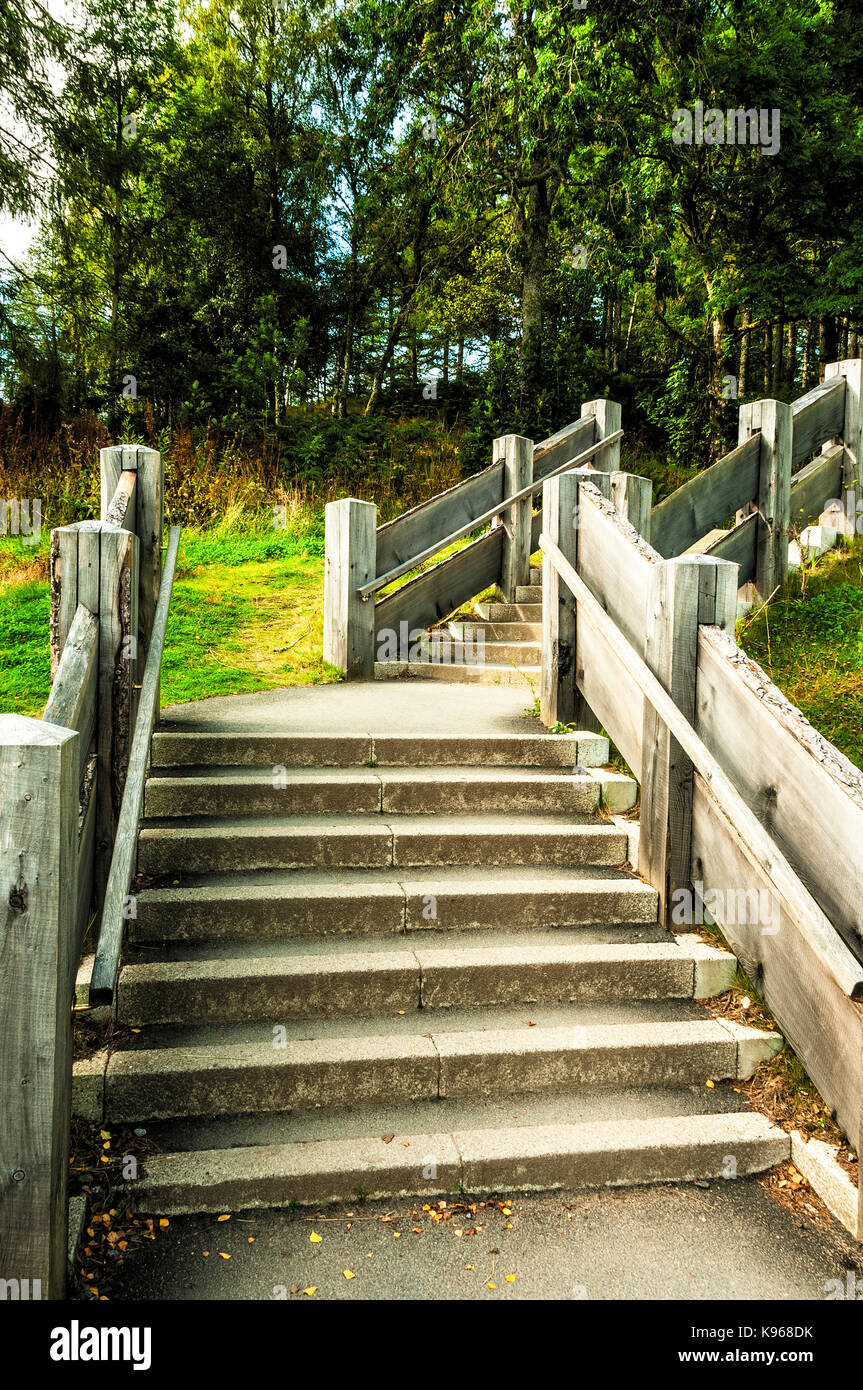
[[146, 764, 612, 785], [136, 864, 648, 894], [140, 811, 625, 836]]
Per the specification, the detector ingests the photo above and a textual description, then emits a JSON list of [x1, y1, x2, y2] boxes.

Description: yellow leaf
[[100, 1130, 111, 1140], [343, 1270, 356, 1280], [309, 1231, 322, 1243], [393, 1231, 401, 1238], [486, 1281, 496, 1290], [159, 1218, 169, 1227], [302, 1286, 317, 1296], [705, 1079, 715, 1089], [506, 1275, 516, 1283], [219, 1252, 231, 1260], [217, 1214, 231, 1222]]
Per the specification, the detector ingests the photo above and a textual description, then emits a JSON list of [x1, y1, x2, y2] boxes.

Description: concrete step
[[475, 602, 542, 623], [144, 764, 627, 819], [375, 660, 540, 687], [101, 1016, 782, 1122], [150, 731, 603, 771], [131, 866, 658, 943], [529, 566, 541, 584], [448, 620, 541, 643], [515, 585, 543, 603], [128, 1109, 789, 1214], [137, 812, 630, 876], [117, 935, 737, 1026]]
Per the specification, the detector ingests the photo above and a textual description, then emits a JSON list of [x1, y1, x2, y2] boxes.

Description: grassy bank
[[738, 538, 863, 771]]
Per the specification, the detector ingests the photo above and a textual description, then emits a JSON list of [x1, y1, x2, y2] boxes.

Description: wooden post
[[0, 715, 79, 1299], [323, 498, 377, 679], [496, 434, 533, 601], [101, 444, 163, 677], [572, 471, 612, 734], [610, 472, 653, 541], [50, 521, 101, 679], [738, 398, 793, 600], [541, 470, 579, 726], [824, 358, 863, 537], [638, 554, 738, 926], [96, 525, 139, 905], [581, 398, 622, 472]]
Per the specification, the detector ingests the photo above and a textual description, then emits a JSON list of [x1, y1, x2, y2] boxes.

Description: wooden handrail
[[89, 525, 181, 1004], [539, 523, 863, 1002], [358, 428, 624, 601]]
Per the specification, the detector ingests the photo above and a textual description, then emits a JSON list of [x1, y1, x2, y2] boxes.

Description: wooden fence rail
[[1, 443, 173, 1297]]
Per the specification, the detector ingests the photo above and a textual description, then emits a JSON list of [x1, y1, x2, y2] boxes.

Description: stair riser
[[131, 883, 658, 943], [137, 827, 628, 876], [515, 586, 542, 603], [475, 604, 542, 623], [143, 777, 604, 819], [151, 733, 607, 770], [130, 1127, 789, 1215], [452, 623, 541, 642], [375, 661, 539, 687], [118, 957, 699, 1027], [103, 1037, 739, 1123]]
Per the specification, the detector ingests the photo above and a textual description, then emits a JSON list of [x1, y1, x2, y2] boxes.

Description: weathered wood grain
[[700, 512, 757, 583], [103, 470, 137, 530], [42, 604, 98, 783], [90, 529, 180, 1004], [323, 499, 376, 678], [738, 398, 793, 599], [696, 624, 863, 962], [498, 434, 533, 601], [540, 470, 579, 725], [0, 715, 78, 1298], [50, 521, 101, 678], [650, 435, 761, 559], [374, 528, 503, 640], [581, 399, 621, 471], [95, 525, 139, 905], [375, 459, 505, 579], [789, 444, 844, 534], [533, 416, 595, 479], [691, 773, 863, 1151], [791, 376, 846, 467]]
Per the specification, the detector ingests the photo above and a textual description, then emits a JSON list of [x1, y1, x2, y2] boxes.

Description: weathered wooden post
[[610, 472, 653, 541], [639, 554, 738, 926], [0, 715, 79, 1299], [824, 358, 863, 536], [101, 444, 163, 674], [51, 520, 139, 905], [323, 498, 377, 678], [581, 398, 622, 472], [737, 399, 793, 600], [494, 434, 533, 602], [542, 468, 611, 726]]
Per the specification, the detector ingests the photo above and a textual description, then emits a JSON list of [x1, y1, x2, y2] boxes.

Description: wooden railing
[[323, 398, 622, 677], [0, 445, 180, 1297], [540, 449, 863, 1235]]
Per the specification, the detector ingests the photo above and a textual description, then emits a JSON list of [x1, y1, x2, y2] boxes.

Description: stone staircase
[[80, 720, 789, 1215], [375, 569, 544, 687]]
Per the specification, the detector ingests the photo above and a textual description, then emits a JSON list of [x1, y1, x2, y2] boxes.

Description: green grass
[[738, 538, 863, 770], [0, 520, 338, 717]]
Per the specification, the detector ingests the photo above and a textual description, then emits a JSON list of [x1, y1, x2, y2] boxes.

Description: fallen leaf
[[309, 1232, 322, 1244], [381, 1134, 394, 1144], [343, 1269, 356, 1280], [486, 1281, 497, 1290], [302, 1286, 317, 1296], [159, 1218, 169, 1228], [705, 1079, 715, 1089], [219, 1252, 231, 1260], [217, 1214, 231, 1222], [506, 1275, 516, 1283]]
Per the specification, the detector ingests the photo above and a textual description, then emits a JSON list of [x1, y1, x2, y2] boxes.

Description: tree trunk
[[819, 314, 837, 377], [787, 321, 797, 393], [456, 336, 464, 383], [771, 315, 784, 395], [739, 308, 751, 397]]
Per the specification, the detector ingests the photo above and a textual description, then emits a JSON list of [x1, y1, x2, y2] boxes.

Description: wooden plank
[[738, 398, 793, 599], [90, 530, 181, 1004], [103, 469, 137, 530], [0, 715, 79, 1298], [691, 774, 863, 1149], [100, 445, 140, 520], [791, 377, 845, 467], [575, 484, 661, 653], [42, 604, 98, 784], [611, 472, 653, 541], [374, 528, 503, 639], [132, 447, 163, 670], [701, 512, 757, 583], [76, 765, 97, 963], [375, 459, 504, 579], [533, 417, 595, 480], [95, 525, 139, 906], [825, 359, 863, 533], [696, 624, 863, 962], [650, 435, 760, 559], [789, 444, 844, 533], [540, 528, 863, 1002], [322, 499, 376, 678], [576, 615, 644, 776], [49, 521, 101, 678], [498, 434, 533, 601], [639, 558, 738, 924], [540, 470, 579, 725], [581, 399, 621, 471]]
